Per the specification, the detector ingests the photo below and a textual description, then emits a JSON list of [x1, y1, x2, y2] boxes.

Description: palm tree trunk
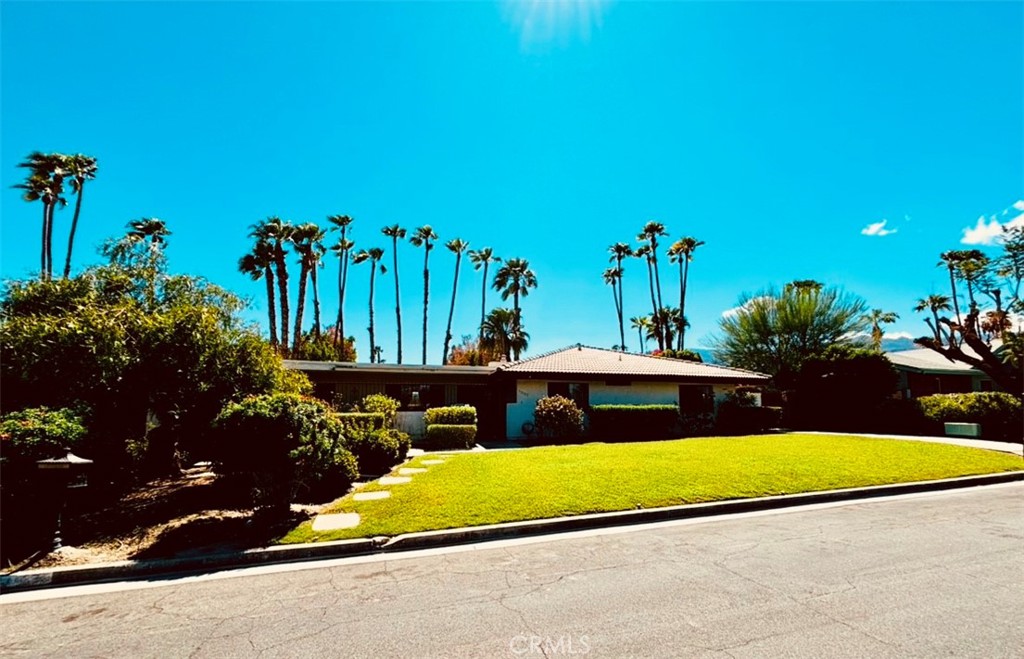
[[293, 264, 308, 354], [63, 185, 85, 278], [947, 266, 961, 325], [311, 262, 322, 338], [480, 262, 489, 346], [265, 266, 278, 348], [638, 326, 644, 354], [44, 201, 54, 280], [651, 246, 664, 314], [392, 240, 403, 364], [513, 289, 521, 360], [680, 259, 691, 350], [645, 258, 661, 349], [40, 202, 48, 280], [442, 252, 462, 365], [335, 250, 344, 351], [421, 251, 430, 365], [369, 266, 377, 363], [276, 245, 290, 353], [616, 256, 626, 352]]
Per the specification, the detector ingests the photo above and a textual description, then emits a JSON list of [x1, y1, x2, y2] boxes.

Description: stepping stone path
[[398, 467, 427, 475], [378, 476, 412, 485], [312, 512, 360, 531], [353, 490, 391, 501]]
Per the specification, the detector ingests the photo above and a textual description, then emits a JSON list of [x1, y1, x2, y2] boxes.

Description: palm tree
[[608, 242, 633, 352], [127, 217, 171, 246], [481, 307, 528, 361], [252, 217, 294, 351], [352, 247, 386, 363], [442, 238, 469, 364], [602, 267, 623, 345], [651, 307, 681, 351], [409, 225, 438, 364], [61, 154, 98, 279], [15, 152, 66, 280], [380, 224, 407, 363], [634, 244, 661, 349], [914, 294, 952, 344], [938, 251, 964, 325], [239, 238, 278, 348], [863, 309, 899, 352], [630, 315, 651, 353], [469, 247, 501, 345], [290, 223, 327, 352], [667, 236, 705, 350], [492, 258, 538, 360], [327, 215, 354, 353], [639, 221, 668, 316]]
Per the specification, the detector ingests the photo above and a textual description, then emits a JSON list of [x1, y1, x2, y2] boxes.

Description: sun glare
[[503, 0, 612, 48]]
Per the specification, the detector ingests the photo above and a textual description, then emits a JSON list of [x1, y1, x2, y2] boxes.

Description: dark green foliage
[[787, 345, 899, 432], [360, 393, 400, 427], [588, 405, 681, 441], [657, 349, 703, 362], [0, 406, 88, 462], [335, 413, 385, 435], [292, 330, 356, 362], [346, 428, 411, 475], [424, 424, 477, 450], [533, 395, 584, 441], [423, 405, 477, 426], [917, 393, 1022, 443], [211, 393, 358, 510], [715, 392, 782, 435]]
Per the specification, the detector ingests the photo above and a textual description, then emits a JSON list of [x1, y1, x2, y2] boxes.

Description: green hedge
[[588, 405, 681, 441], [424, 424, 477, 450], [336, 413, 385, 435], [345, 428, 411, 475], [917, 392, 1022, 443], [715, 403, 783, 436], [423, 405, 477, 426]]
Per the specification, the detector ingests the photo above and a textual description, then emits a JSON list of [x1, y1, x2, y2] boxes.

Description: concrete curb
[[3, 471, 1022, 594]]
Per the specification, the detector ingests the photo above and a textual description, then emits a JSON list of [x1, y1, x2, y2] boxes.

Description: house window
[[548, 382, 590, 408], [384, 384, 446, 410], [679, 385, 714, 414]]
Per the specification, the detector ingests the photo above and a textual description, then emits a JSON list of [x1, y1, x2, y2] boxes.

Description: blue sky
[[2, 1, 1021, 363]]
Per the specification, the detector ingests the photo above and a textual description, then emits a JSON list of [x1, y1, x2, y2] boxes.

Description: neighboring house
[[885, 347, 996, 399], [498, 345, 770, 439], [286, 345, 770, 441]]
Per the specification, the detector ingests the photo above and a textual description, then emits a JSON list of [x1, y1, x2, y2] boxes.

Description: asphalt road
[[2, 484, 1022, 658]]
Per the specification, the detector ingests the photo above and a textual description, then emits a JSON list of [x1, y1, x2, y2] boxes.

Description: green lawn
[[280, 433, 1022, 544]]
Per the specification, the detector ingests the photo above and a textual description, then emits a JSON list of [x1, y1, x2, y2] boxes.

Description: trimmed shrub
[[424, 424, 477, 450], [533, 395, 584, 441], [588, 405, 681, 441], [360, 393, 400, 427], [715, 392, 781, 435], [917, 392, 1022, 443], [423, 405, 477, 426], [211, 393, 358, 511], [336, 413, 385, 435], [346, 428, 411, 475]]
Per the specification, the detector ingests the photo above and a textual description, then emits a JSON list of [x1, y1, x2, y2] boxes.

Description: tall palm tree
[[667, 236, 705, 350], [15, 152, 66, 280], [127, 217, 171, 246], [492, 258, 538, 360], [651, 307, 681, 351], [442, 238, 469, 364], [634, 244, 662, 349], [938, 251, 964, 325], [409, 225, 438, 364], [469, 247, 501, 345], [914, 294, 952, 344], [238, 238, 277, 348], [639, 221, 668, 312], [290, 223, 327, 352], [352, 247, 386, 363], [61, 154, 98, 279], [480, 307, 528, 361], [252, 217, 294, 351], [381, 225, 408, 363], [863, 309, 899, 352], [607, 243, 633, 352], [602, 267, 623, 344], [328, 215, 354, 353], [630, 315, 651, 353]]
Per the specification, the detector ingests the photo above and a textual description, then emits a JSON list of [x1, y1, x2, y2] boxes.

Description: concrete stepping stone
[[312, 512, 360, 531], [378, 476, 412, 485], [353, 490, 391, 501], [398, 467, 427, 475], [422, 459, 445, 465]]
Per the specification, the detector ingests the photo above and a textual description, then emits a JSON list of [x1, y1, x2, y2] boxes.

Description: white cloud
[[883, 331, 915, 340], [861, 219, 897, 237], [961, 200, 1024, 245], [721, 296, 773, 319]]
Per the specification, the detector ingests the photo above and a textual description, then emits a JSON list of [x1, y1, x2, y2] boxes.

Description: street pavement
[[2, 483, 1022, 658]]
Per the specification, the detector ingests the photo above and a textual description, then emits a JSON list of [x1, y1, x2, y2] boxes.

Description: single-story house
[[286, 345, 770, 440], [885, 347, 997, 399]]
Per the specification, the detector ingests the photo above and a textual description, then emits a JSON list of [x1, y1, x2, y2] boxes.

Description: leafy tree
[[381, 224, 407, 363], [788, 344, 899, 431], [351, 247, 386, 363], [607, 242, 633, 351], [712, 282, 869, 387], [61, 154, 99, 279], [409, 225, 438, 364], [468, 247, 501, 346], [492, 258, 537, 360], [327, 215, 354, 355], [863, 309, 899, 352], [442, 238, 469, 364], [448, 334, 499, 365], [667, 236, 704, 350]]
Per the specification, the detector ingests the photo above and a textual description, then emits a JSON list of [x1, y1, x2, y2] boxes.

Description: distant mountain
[[881, 337, 917, 353]]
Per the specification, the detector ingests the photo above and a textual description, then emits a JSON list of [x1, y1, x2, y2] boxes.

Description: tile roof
[[885, 348, 983, 374], [498, 345, 770, 382]]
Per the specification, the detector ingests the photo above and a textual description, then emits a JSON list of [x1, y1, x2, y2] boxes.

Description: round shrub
[[917, 392, 1022, 443], [423, 405, 477, 426], [533, 395, 584, 441], [360, 393, 400, 427], [424, 424, 477, 450], [212, 393, 358, 510], [345, 428, 411, 475]]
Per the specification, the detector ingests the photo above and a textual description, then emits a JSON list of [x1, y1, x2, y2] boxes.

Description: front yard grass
[[280, 433, 1022, 544]]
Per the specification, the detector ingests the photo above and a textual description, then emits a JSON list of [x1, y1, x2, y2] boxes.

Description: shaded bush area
[[533, 396, 584, 442], [346, 428, 411, 475], [917, 393, 1022, 443], [424, 405, 477, 426], [360, 394, 400, 427], [588, 405, 681, 441], [425, 424, 477, 450], [335, 413, 385, 435], [716, 400, 782, 435]]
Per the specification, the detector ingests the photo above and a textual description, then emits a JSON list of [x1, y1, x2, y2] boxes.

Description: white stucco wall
[[505, 379, 751, 439]]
